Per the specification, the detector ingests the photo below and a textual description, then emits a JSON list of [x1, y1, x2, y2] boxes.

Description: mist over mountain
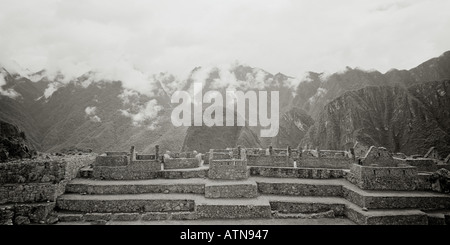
[[1, 51, 450, 155]]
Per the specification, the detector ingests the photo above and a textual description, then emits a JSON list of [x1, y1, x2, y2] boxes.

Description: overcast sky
[[1, 0, 449, 83]]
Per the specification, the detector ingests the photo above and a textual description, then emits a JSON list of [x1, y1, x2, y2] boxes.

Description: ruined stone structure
[[0, 155, 95, 225], [2, 144, 450, 225]]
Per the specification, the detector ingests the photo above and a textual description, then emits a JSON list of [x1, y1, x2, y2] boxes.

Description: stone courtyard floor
[[55, 218, 356, 225]]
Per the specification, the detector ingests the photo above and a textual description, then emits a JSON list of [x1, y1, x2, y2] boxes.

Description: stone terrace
[[2, 145, 450, 225], [51, 145, 450, 225]]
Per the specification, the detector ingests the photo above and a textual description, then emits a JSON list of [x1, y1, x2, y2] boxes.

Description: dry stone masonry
[[0, 154, 95, 225], [2, 143, 450, 225]]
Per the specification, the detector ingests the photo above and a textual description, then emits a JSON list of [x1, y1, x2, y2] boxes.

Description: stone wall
[[56, 155, 97, 196], [0, 160, 65, 205], [209, 152, 233, 161], [136, 154, 156, 160], [164, 158, 199, 170], [249, 166, 344, 179], [92, 153, 160, 180], [398, 158, 437, 172], [297, 156, 352, 169], [234, 147, 353, 168], [0, 202, 57, 225], [1, 183, 58, 204], [208, 159, 248, 180], [347, 164, 418, 190], [0, 160, 65, 184], [205, 182, 258, 198], [0, 154, 95, 225], [247, 155, 292, 167], [360, 146, 397, 167], [93, 160, 161, 180]]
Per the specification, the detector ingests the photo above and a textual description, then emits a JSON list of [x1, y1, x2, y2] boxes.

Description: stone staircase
[[55, 165, 450, 225]]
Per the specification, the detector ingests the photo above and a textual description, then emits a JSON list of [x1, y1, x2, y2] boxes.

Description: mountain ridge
[[1, 51, 450, 154]]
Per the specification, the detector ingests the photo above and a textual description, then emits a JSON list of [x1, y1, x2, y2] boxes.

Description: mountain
[[181, 124, 261, 154], [292, 51, 450, 120], [300, 81, 450, 157], [1, 51, 450, 154], [180, 107, 262, 153], [265, 107, 314, 148], [0, 69, 185, 154]]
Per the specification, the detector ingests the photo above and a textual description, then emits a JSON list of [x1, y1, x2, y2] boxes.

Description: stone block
[[402, 158, 436, 172], [84, 213, 112, 221], [141, 212, 168, 221], [297, 157, 352, 169], [170, 212, 198, 220], [95, 156, 128, 166], [348, 164, 418, 190], [0, 160, 66, 184], [270, 201, 345, 216], [129, 160, 161, 171], [205, 181, 258, 198], [361, 146, 397, 167], [208, 159, 248, 180], [196, 203, 271, 219], [58, 213, 84, 222], [164, 158, 200, 170], [257, 182, 342, 197], [0, 183, 57, 204], [249, 166, 344, 179], [0, 206, 14, 225], [111, 213, 140, 221], [14, 216, 30, 225]]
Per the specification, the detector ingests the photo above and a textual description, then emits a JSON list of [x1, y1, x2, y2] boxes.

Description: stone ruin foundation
[[1, 144, 450, 225]]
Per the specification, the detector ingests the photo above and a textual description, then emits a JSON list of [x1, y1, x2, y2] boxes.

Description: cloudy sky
[[0, 0, 449, 83]]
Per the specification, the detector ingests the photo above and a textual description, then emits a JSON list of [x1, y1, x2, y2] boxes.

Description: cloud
[[0, 74, 21, 99], [118, 89, 140, 105], [120, 99, 162, 128], [85, 106, 101, 122], [0, 0, 449, 89], [308, 88, 327, 105], [43, 82, 64, 99]]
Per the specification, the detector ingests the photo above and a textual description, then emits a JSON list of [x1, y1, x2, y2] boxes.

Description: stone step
[[56, 193, 198, 213], [342, 181, 450, 210], [272, 210, 337, 219], [57, 211, 198, 223], [195, 197, 272, 219], [424, 210, 450, 225], [345, 202, 428, 225], [250, 166, 344, 179], [254, 177, 344, 197], [57, 194, 272, 220], [265, 195, 346, 216], [204, 180, 258, 198], [65, 178, 206, 195]]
